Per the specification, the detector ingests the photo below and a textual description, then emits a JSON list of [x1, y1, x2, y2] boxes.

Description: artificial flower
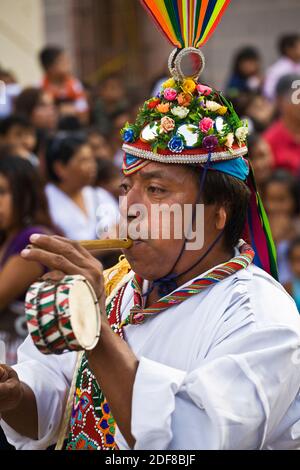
[[218, 106, 228, 115], [197, 84, 212, 96], [163, 88, 178, 101], [147, 98, 161, 110], [202, 135, 218, 152], [156, 102, 170, 113], [171, 106, 190, 119], [235, 126, 248, 142], [224, 133, 234, 148], [199, 117, 214, 133], [160, 116, 175, 133], [162, 78, 176, 89], [122, 128, 135, 143], [168, 135, 184, 153], [205, 101, 222, 112], [177, 92, 192, 107], [182, 79, 197, 94]]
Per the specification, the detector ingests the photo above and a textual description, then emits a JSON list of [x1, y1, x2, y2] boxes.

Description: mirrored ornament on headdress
[[168, 47, 205, 82]]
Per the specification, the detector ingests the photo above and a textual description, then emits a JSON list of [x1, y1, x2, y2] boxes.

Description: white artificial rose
[[205, 100, 222, 112], [235, 126, 249, 142], [171, 106, 190, 119]]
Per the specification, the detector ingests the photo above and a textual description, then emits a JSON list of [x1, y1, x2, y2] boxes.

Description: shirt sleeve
[[1, 336, 77, 450], [125, 325, 300, 450]]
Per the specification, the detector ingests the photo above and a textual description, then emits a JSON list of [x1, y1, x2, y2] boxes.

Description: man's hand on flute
[[21, 234, 138, 449]]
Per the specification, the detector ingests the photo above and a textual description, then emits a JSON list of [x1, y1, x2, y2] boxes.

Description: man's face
[[120, 162, 221, 280]]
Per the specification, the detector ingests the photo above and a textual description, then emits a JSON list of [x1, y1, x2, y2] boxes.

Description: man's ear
[[215, 206, 227, 231]]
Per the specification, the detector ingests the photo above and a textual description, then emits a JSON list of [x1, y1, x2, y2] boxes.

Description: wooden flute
[[79, 238, 133, 251]]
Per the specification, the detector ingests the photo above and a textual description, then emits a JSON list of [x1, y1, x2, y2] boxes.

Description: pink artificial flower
[[199, 117, 214, 133], [163, 88, 178, 101], [197, 84, 212, 96]]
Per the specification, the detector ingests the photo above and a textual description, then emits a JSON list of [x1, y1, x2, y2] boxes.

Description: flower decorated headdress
[[121, 0, 277, 280]]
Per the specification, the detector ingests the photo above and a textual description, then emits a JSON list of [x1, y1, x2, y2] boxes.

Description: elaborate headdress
[[121, 0, 277, 280]]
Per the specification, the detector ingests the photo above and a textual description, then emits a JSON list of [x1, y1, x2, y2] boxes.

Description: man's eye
[[148, 186, 166, 194]]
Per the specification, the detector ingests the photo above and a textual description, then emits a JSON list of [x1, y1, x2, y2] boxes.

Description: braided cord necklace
[[119, 241, 255, 328]]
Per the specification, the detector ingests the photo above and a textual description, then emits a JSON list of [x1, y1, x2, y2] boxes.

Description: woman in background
[[45, 132, 119, 241], [0, 156, 55, 365]]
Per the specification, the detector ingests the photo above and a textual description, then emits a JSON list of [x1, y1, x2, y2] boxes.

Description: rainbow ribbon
[[141, 0, 231, 49]]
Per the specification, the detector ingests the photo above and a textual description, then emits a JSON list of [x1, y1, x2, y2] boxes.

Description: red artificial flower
[[147, 98, 161, 109]]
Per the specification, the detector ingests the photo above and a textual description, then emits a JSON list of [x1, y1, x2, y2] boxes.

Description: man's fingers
[[41, 270, 65, 283], [21, 247, 84, 275], [25, 234, 89, 266], [0, 366, 9, 382]]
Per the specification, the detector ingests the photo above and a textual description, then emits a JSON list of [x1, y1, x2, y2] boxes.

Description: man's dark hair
[[0, 115, 31, 136], [39, 46, 63, 71], [278, 34, 300, 57], [45, 132, 86, 182], [189, 166, 251, 251]]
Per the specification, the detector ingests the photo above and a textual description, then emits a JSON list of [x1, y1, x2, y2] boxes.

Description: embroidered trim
[[122, 143, 248, 164]]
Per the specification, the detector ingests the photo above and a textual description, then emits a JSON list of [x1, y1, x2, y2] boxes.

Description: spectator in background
[[0, 115, 39, 166], [110, 109, 132, 168], [262, 170, 300, 285], [264, 74, 300, 176], [0, 156, 55, 365], [45, 133, 119, 241], [87, 128, 113, 161], [247, 133, 273, 191], [39, 46, 89, 125], [232, 92, 275, 133], [92, 75, 129, 135], [14, 87, 57, 133], [95, 158, 121, 201], [226, 47, 262, 98], [264, 34, 300, 101], [0, 68, 21, 119], [285, 237, 300, 312]]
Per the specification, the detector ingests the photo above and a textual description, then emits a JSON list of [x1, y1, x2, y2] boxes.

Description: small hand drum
[[25, 275, 101, 355]]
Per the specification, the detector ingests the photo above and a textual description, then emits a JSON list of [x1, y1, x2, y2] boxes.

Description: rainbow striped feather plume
[[141, 0, 231, 49]]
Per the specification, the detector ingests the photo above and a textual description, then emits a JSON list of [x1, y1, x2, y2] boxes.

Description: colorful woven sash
[[120, 241, 255, 328]]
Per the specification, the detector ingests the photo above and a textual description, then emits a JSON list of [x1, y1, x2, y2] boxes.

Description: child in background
[[39, 46, 89, 125], [0, 115, 39, 166], [285, 238, 300, 312]]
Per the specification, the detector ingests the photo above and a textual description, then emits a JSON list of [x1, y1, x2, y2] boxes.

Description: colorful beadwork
[[120, 241, 255, 327], [65, 284, 127, 451]]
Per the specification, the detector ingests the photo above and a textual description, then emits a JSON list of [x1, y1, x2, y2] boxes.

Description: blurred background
[[0, 0, 299, 379]]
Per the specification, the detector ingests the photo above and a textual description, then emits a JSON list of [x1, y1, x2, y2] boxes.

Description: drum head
[[69, 279, 101, 350]]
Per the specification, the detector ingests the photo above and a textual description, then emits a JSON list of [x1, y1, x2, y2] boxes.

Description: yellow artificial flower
[[182, 78, 197, 94], [218, 106, 228, 115], [162, 78, 176, 89]]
